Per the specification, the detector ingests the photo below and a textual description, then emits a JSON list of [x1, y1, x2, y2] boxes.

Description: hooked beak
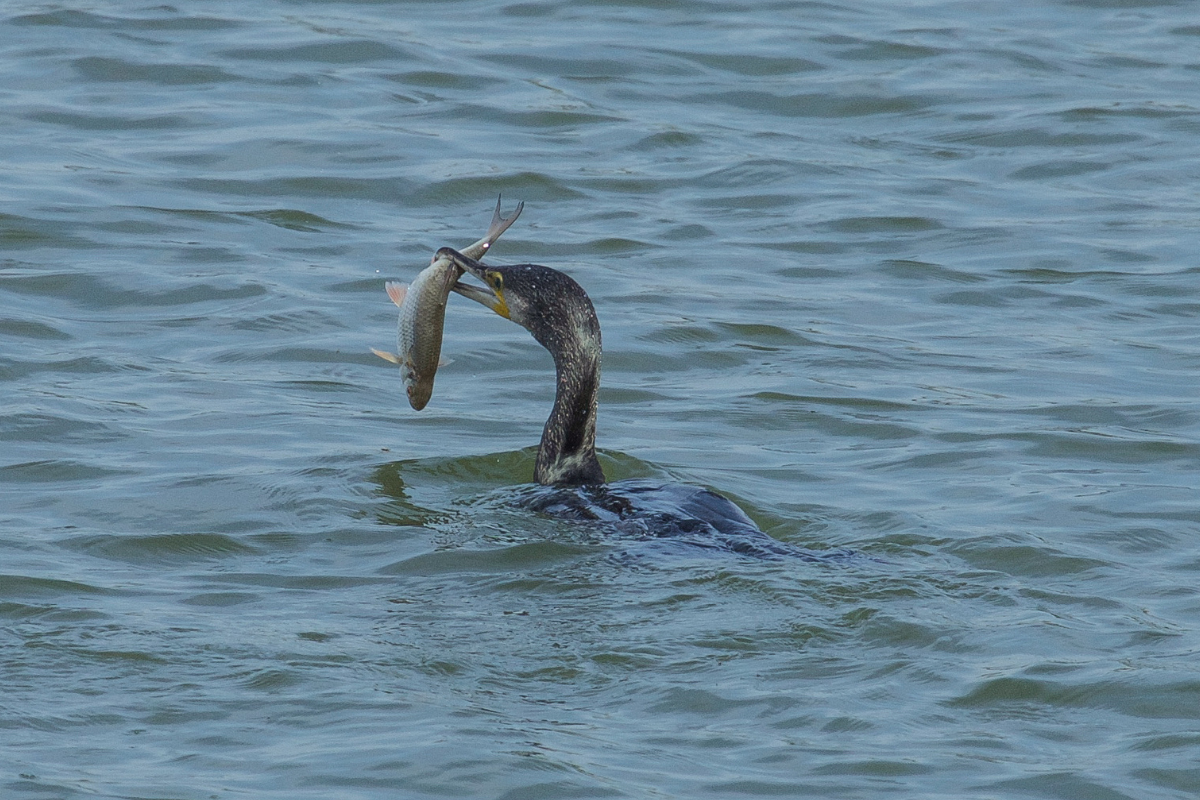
[[438, 247, 511, 319], [451, 279, 507, 317]]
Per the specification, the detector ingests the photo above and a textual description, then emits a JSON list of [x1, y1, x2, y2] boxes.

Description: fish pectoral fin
[[384, 282, 408, 308], [371, 348, 402, 364], [437, 357, 453, 367]]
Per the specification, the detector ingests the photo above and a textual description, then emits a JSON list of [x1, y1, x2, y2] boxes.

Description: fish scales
[[386, 258, 458, 410], [373, 197, 523, 410]]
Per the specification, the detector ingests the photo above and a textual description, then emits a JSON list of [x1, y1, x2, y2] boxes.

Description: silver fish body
[[373, 197, 523, 410], [375, 258, 458, 410]]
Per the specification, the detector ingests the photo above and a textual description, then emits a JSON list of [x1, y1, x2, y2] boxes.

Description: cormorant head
[[436, 247, 600, 357], [434, 245, 605, 486]]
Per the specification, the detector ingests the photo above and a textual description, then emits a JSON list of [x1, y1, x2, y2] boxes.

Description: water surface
[[3, 1, 1200, 798]]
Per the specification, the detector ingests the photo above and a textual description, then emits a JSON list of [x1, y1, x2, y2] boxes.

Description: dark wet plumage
[[509, 480, 841, 561]]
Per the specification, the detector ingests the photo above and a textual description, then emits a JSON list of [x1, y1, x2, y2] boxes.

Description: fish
[[371, 264, 456, 411], [372, 196, 523, 410]]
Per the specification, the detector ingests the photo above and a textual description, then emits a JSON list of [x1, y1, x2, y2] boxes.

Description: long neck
[[535, 335, 604, 486]]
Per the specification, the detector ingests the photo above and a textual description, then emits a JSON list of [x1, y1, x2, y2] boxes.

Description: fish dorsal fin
[[385, 281, 407, 308]]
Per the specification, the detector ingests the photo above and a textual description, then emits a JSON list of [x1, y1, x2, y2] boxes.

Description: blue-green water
[[3, 1, 1200, 798]]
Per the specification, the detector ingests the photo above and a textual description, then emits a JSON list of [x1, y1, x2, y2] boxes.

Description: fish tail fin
[[384, 282, 407, 307], [371, 348, 402, 364]]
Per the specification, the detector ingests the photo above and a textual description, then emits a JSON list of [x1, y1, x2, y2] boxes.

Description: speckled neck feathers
[[439, 247, 606, 486], [516, 267, 605, 486]]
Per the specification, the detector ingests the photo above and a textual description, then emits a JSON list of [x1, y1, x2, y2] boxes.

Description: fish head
[[401, 363, 433, 411], [407, 382, 433, 411]]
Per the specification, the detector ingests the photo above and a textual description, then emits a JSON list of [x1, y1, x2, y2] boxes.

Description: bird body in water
[[435, 245, 839, 561]]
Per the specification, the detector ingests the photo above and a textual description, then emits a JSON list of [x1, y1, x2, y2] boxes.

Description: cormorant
[[436, 246, 833, 560]]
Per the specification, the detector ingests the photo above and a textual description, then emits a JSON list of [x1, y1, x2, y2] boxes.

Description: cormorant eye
[[490, 273, 504, 291]]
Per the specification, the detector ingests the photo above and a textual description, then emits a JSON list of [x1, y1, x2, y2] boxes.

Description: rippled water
[[4, 1, 1200, 798]]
